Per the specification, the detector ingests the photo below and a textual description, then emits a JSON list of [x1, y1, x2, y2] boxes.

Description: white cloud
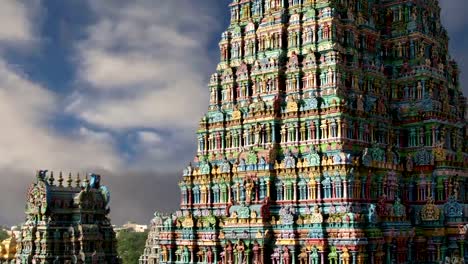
[[0, 0, 120, 173], [0, 0, 229, 226], [0, 59, 124, 225], [0, 59, 123, 224], [138, 131, 162, 145], [0, 60, 121, 172], [69, 0, 220, 130], [0, 0, 124, 225], [0, 0, 40, 46]]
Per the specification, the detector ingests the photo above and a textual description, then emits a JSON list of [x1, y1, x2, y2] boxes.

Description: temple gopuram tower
[[16, 171, 120, 264], [141, 0, 467, 263]]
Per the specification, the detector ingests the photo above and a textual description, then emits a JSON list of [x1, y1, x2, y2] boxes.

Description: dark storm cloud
[[103, 170, 182, 225], [440, 0, 468, 96]]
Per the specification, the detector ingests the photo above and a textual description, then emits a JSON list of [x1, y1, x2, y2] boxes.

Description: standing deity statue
[[245, 178, 255, 203], [310, 247, 319, 264], [282, 246, 291, 264], [298, 247, 308, 264], [357, 95, 364, 112], [341, 247, 350, 264], [226, 241, 234, 264], [328, 246, 338, 264], [182, 246, 190, 263], [206, 247, 214, 263], [161, 245, 169, 262], [253, 241, 262, 264], [235, 240, 245, 264], [197, 248, 205, 262]]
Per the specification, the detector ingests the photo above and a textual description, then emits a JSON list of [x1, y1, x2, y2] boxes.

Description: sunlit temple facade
[[141, 0, 468, 263], [15, 171, 120, 264]]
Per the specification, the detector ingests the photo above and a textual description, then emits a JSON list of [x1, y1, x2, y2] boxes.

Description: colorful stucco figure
[[141, 0, 467, 263]]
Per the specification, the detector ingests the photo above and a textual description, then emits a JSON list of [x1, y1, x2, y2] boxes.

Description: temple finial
[[48, 171, 55, 186], [58, 171, 63, 187], [67, 173, 72, 187], [75, 173, 81, 187]]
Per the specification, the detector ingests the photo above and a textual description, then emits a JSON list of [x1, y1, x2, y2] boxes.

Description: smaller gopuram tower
[[139, 212, 170, 264], [15, 170, 121, 264]]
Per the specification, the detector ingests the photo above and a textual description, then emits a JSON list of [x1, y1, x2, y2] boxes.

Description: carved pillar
[[422, 80, 426, 98], [316, 180, 322, 200], [169, 247, 173, 262], [190, 247, 195, 264], [337, 119, 342, 138], [272, 123, 276, 143], [459, 240, 465, 262], [293, 183, 298, 201], [208, 186, 212, 205], [343, 179, 348, 199], [351, 252, 357, 264], [295, 124, 299, 144], [267, 180, 271, 198]]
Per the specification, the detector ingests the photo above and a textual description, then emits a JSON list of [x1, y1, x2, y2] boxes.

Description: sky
[[0, 0, 466, 227]]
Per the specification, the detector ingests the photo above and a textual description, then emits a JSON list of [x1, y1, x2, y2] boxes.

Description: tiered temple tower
[[141, 0, 467, 263], [139, 212, 170, 264], [15, 171, 120, 264]]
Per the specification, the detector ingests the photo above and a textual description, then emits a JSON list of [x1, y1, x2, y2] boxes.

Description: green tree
[[117, 231, 148, 264], [0, 228, 10, 241]]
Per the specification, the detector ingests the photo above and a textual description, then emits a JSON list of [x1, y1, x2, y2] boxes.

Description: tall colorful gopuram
[[15, 171, 121, 264], [141, 0, 468, 263]]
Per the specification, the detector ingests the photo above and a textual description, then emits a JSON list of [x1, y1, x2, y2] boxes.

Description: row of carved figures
[[181, 173, 464, 207], [153, 242, 468, 264], [197, 121, 395, 154], [156, 243, 360, 264], [151, 235, 467, 264]]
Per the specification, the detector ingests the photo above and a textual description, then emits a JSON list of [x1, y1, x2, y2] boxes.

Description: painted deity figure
[[357, 95, 364, 112], [253, 241, 262, 264], [328, 246, 338, 264], [298, 247, 308, 264], [368, 204, 377, 224], [225, 241, 234, 264], [161, 245, 169, 262], [282, 246, 291, 264], [235, 240, 245, 264], [406, 154, 414, 171], [245, 178, 255, 203], [271, 248, 281, 264], [322, 176, 332, 198], [197, 248, 205, 262], [182, 246, 190, 263], [341, 247, 350, 264], [254, 123, 263, 145], [175, 247, 182, 262], [311, 247, 319, 264]]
